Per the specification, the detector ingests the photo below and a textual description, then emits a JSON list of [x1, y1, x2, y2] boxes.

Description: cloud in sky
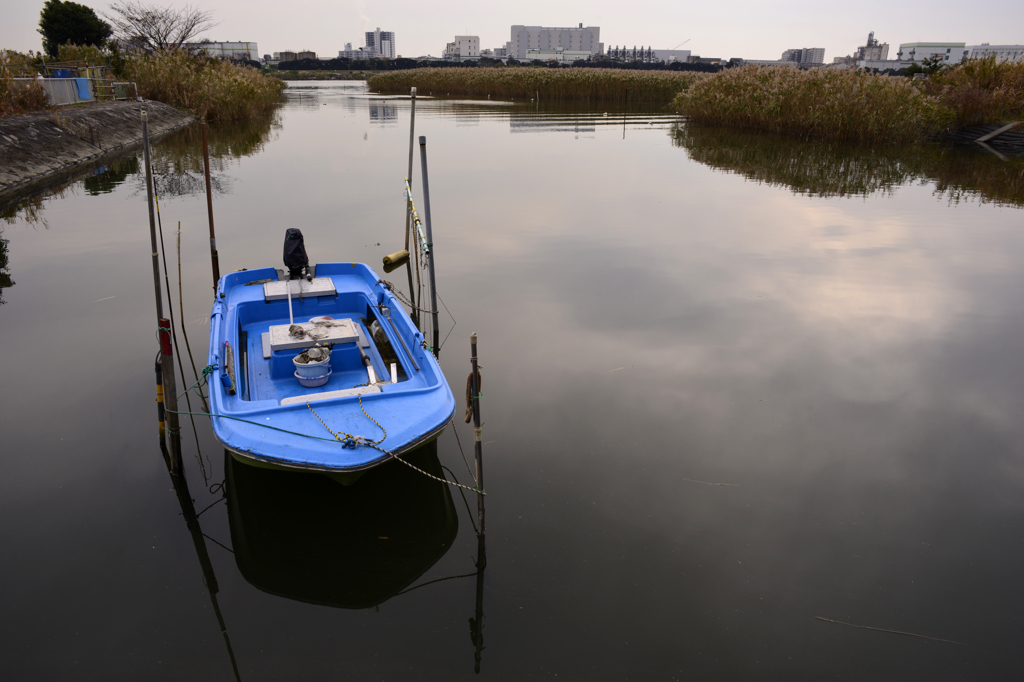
[[3, 0, 1021, 61]]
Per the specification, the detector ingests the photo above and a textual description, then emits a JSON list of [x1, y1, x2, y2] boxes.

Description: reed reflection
[[672, 123, 1024, 208], [0, 234, 13, 306]]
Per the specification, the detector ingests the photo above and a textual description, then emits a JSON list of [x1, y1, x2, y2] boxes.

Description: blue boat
[[207, 233, 454, 476]]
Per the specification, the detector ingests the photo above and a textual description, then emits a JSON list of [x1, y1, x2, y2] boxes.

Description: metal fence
[[11, 77, 139, 105]]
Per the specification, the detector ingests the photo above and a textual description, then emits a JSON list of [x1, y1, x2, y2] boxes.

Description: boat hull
[[207, 262, 455, 473]]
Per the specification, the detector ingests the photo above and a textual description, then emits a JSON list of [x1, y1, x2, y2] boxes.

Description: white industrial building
[[653, 49, 691, 63], [188, 41, 258, 61], [896, 42, 966, 64], [965, 44, 1024, 62], [445, 36, 479, 58], [507, 24, 603, 60]]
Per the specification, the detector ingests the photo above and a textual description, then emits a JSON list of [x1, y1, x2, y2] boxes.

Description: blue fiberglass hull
[[207, 263, 455, 473]]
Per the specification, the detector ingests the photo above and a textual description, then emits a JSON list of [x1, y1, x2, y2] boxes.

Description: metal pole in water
[[202, 121, 221, 291], [142, 111, 163, 322], [159, 317, 181, 470], [418, 136, 441, 357], [471, 332, 485, 535], [404, 87, 417, 251]]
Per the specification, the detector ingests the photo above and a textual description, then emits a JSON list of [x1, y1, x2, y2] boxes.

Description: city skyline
[[3, 0, 1021, 62]]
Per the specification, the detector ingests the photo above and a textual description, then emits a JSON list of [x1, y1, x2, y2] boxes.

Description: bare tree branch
[[105, 2, 219, 52]]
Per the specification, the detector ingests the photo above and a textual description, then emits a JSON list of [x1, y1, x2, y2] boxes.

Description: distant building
[[274, 51, 297, 62], [445, 36, 479, 58], [734, 58, 797, 67], [187, 41, 258, 61], [338, 43, 364, 59], [508, 24, 602, 60], [896, 42, 966, 64], [296, 50, 316, 60], [856, 32, 889, 61], [480, 47, 508, 59], [365, 28, 395, 59], [653, 49, 691, 63], [833, 31, 889, 66], [781, 47, 825, 65], [965, 43, 1024, 62], [858, 59, 915, 71]]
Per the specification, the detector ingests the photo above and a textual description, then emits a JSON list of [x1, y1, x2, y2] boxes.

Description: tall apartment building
[[507, 24, 602, 60], [781, 47, 825, 65], [365, 28, 396, 59]]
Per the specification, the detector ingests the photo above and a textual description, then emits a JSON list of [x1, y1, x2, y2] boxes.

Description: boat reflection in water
[[225, 441, 459, 609]]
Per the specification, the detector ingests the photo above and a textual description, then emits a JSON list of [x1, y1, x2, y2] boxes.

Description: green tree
[[38, 0, 112, 57]]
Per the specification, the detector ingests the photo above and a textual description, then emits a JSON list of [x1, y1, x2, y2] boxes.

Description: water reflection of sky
[[1, 82, 1023, 678]]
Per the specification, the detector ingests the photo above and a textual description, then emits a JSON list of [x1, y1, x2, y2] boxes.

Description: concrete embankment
[[0, 101, 195, 200]]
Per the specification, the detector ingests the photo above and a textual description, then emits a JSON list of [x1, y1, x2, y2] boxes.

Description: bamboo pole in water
[[404, 87, 417, 251], [471, 332, 485, 535], [141, 111, 163, 322], [418, 136, 440, 356], [202, 122, 221, 291]]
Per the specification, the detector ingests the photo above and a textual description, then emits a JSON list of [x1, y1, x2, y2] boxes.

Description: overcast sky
[[4, 0, 1022, 61]]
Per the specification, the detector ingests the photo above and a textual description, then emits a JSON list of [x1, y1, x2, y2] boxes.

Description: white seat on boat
[[263, 277, 336, 301], [280, 385, 381, 405]]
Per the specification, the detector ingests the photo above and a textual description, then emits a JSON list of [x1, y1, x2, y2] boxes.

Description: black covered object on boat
[[283, 228, 310, 280]]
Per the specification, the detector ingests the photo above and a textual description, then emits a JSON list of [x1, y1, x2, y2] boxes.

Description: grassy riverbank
[[674, 59, 1024, 143], [368, 67, 707, 104]]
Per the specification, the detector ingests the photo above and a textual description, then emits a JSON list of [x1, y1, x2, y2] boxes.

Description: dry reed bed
[[1, 50, 50, 118], [369, 67, 708, 103], [925, 58, 1024, 127], [122, 50, 284, 122], [673, 66, 949, 144]]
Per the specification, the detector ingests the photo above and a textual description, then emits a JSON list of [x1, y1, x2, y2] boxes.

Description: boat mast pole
[[142, 111, 163, 322], [404, 87, 416, 251], [418, 136, 440, 357]]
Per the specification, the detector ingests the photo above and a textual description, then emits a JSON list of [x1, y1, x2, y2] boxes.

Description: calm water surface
[[2, 81, 1024, 679]]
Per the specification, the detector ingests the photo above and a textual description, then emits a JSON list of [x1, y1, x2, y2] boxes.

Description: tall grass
[[121, 49, 284, 121], [673, 66, 949, 144], [925, 57, 1024, 127], [1, 49, 50, 118], [369, 67, 708, 104]]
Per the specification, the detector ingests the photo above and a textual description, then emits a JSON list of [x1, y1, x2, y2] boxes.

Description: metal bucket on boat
[[293, 348, 331, 387]]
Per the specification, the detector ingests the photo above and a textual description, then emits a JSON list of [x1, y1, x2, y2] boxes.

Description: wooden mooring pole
[[418, 136, 441, 357], [201, 122, 221, 291], [142, 112, 163, 322], [470, 332, 485, 535], [142, 111, 180, 468]]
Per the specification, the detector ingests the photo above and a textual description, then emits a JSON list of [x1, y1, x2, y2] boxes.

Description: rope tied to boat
[[306, 393, 486, 495], [178, 363, 218, 400]]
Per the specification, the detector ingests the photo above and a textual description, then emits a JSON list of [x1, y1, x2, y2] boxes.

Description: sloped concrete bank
[[0, 101, 195, 201]]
